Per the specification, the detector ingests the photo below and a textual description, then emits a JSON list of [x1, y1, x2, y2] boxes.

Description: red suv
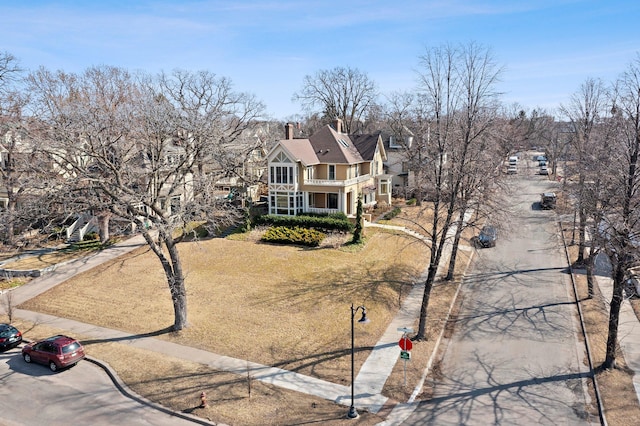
[[22, 335, 85, 372]]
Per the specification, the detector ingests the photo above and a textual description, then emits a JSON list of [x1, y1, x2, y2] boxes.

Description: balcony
[[304, 175, 371, 187]]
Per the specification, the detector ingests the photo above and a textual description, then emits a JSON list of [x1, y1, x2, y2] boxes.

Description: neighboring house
[[381, 129, 414, 197], [266, 119, 391, 217]]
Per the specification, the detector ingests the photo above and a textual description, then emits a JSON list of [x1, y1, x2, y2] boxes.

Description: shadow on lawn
[[81, 325, 175, 346]]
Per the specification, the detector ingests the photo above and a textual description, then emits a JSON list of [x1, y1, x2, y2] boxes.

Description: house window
[[328, 164, 336, 180], [271, 165, 294, 184], [389, 136, 400, 148], [271, 191, 302, 215], [306, 166, 313, 180], [327, 193, 338, 209], [402, 161, 409, 173], [380, 182, 389, 195]]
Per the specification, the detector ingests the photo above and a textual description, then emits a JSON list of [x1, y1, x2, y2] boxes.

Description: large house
[[266, 119, 392, 217]]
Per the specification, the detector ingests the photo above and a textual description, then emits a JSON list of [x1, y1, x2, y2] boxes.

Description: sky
[[3, 0, 640, 120]]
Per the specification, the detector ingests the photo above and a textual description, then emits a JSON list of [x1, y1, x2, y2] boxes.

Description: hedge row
[[254, 214, 353, 232], [261, 226, 326, 247], [383, 207, 402, 220]]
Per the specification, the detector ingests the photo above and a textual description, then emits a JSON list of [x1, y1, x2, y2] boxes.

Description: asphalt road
[[405, 155, 595, 425], [0, 346, 204, 426]]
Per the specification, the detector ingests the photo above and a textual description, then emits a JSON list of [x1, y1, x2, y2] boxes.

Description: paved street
[[404, 158, 595, 425], [0, 346, 205, 426]]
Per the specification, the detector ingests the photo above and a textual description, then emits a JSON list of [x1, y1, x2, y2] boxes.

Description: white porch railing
[[305, 175, 372, 187], [306, 207, 340, 215]]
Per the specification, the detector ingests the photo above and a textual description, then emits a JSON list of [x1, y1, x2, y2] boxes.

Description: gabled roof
[[273, 123, 382, 166], [279, 138, 319, 166], [351, 132, 384, 162]]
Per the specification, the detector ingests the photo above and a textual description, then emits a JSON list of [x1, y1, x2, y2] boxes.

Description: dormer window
[[389, 136, 401, 148]]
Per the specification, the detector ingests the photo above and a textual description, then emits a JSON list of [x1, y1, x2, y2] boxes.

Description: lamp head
[[358, 307, 370, 324]]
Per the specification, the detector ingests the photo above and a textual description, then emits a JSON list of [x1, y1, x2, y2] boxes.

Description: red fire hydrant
[[200, 391, 208, 408]]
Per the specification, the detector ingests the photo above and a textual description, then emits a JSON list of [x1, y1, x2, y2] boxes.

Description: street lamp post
[[347, 303, 370, 419]]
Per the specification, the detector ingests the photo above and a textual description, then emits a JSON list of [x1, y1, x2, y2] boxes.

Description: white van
[[508, 155, 518, 166]]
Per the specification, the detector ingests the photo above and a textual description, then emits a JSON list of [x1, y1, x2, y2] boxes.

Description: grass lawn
[[13, 205, 471, 424]]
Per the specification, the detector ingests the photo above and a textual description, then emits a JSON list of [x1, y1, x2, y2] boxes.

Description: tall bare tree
[[27, 66, 264, 330], [292, 66, 378, 133], [560, 78, 609, 264], [388, 43, 503, 340], [600, 55, 640, 369], [0, 52, 38, 246]]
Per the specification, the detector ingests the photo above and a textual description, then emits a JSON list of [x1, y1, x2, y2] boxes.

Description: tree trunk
[[576, 207, 587, 264], [445, 210, 465, 281], [415, 264, 436, 340], [98, 212, 111, 243], [165, 236, 188, 330], [415, 215, 453, 340], [141, 229, 189, 331], [603, 261, 626, 369], [585, 255, 595, 299], [5, 199, 16, 246]]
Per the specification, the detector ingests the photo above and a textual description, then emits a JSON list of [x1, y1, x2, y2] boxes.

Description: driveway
[[0, 346, 206, 426], [404, 159, 594, 425]]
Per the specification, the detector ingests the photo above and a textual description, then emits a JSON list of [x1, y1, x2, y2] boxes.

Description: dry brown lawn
[[2, 249, 96, 270], [11, 204, 471, 425], [562, 227, 640, 426]]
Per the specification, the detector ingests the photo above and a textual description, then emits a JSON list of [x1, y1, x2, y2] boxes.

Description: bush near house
[[253, 214, 354, 233], [261, 226, 325, 247], [383, 206, 402, 220]]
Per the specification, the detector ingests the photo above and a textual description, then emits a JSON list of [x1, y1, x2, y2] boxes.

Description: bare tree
[[388, 43, 503, 340], [27, 66, 265, 331], [560, 78, 609, 264], [2, 287, 14, 323], [599, 55, 640, 369], [0, 52, 42, 246], [292, 66, 378, 133]]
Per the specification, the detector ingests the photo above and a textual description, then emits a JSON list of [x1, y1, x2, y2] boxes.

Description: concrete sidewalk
[[595, 274, 640, 402]]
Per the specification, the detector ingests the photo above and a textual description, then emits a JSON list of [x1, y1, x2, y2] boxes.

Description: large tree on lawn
[[27, 66, 264, 330]]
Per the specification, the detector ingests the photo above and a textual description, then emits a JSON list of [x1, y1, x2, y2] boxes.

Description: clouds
[[2, 0, 640, 118]]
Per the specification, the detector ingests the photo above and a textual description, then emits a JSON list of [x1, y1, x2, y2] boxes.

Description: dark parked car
[[477, 225, 497, 248], [0, 323, 22, 351], [22, 335, 85, 372], [540, 192, 557, 209]]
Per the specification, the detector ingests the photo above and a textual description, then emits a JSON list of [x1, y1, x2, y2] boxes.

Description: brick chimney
[[333, 118, 343, 134], [285, 122, 295, 140]]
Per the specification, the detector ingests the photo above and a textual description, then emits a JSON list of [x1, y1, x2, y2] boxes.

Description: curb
[[85, 356, 220, 426], [558, 219, 606, 425]]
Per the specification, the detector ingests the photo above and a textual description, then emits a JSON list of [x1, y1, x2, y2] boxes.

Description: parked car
[[539, 165, 549, 175], [625, 266, 640, 298], [22, 335, 85, 372], [540, 192, 557, 209], [507, 164, 518, 174], [477, 225, 497, 248], [0, 323, 22, 351]]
